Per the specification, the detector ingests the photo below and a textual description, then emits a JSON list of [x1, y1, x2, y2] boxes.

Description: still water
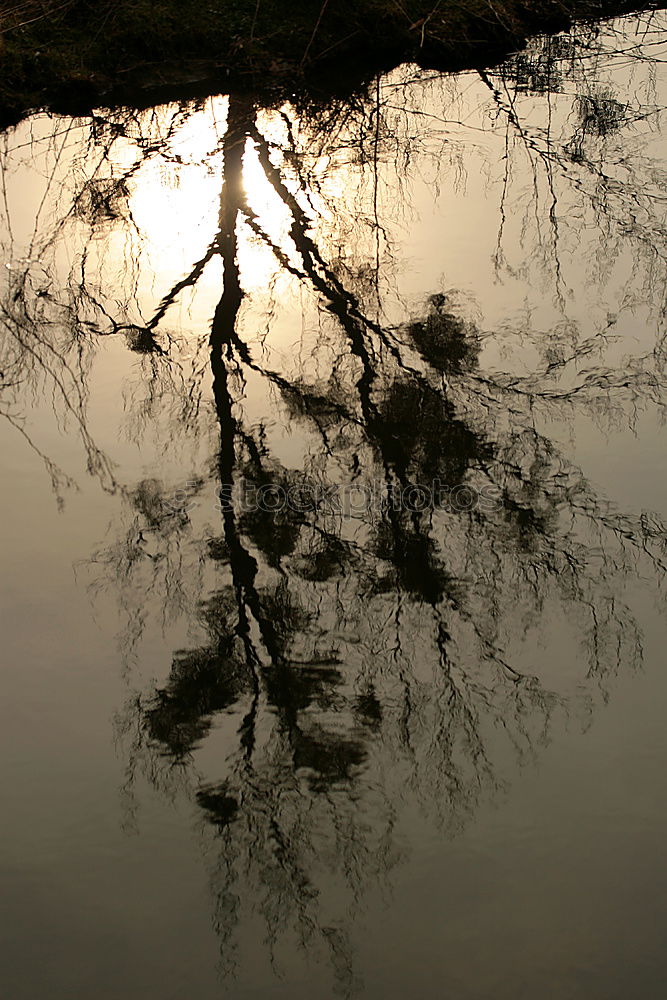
[[2, 11, 667, 999]]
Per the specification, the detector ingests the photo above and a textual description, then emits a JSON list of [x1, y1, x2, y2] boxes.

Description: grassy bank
[[0, 0, 658, 125]]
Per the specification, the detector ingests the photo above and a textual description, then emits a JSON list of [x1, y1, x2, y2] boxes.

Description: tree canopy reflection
[[3, 13, 667, 993]]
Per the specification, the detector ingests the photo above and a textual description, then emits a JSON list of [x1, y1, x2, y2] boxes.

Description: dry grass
[[1, 1, 75, 30], [0, 0, 656, 126]]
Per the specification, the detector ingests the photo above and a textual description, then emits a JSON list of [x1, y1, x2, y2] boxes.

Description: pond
[[2, 11, 667, 999]]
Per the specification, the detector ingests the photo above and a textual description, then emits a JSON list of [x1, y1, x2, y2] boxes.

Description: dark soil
[[0, 0, 659, 126]]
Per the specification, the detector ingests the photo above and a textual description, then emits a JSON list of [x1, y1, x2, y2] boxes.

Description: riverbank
[[0, 0, 659, 126]]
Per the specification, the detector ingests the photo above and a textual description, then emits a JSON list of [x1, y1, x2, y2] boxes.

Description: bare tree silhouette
[[4, 13, 667, 992]]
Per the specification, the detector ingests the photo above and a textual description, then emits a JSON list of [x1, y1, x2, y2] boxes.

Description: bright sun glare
[[124, 98, 307, 327]]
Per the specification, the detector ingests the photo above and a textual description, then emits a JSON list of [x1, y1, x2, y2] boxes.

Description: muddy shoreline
[[0, 0, 660, 128]]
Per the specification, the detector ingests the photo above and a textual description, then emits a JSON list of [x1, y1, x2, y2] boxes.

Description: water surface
[[2, 12, 667, 999]]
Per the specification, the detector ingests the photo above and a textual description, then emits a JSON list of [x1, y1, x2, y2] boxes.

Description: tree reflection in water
[[3, 12, 667, 992]]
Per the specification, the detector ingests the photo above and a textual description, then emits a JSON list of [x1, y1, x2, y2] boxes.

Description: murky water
[[2, 12, 667, 999]]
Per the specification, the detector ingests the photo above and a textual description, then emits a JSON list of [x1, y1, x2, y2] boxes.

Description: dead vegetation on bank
[[0, 0, 659, 124]]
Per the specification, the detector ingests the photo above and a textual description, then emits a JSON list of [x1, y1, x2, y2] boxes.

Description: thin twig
[[300, 0, 330, 67], [249, 0, 261, 42]]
